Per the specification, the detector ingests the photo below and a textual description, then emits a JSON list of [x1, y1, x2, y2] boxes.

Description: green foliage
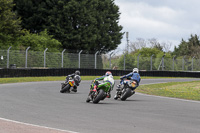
[[15, 30, 62, 52], [0, 0, 22, 49], [118, 54, 135, 70], [117, 48, 173, 70], [136, 48, 162, 70], [173, 34, 200, 58], [14, 0, 123, 53], [155, 52, 172, 70]]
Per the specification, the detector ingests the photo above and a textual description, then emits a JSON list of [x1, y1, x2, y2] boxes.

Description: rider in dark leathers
[[65, 70, 81, 92]]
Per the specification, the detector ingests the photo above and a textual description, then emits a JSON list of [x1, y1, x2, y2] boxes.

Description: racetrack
[[0, 78, 200, 133]]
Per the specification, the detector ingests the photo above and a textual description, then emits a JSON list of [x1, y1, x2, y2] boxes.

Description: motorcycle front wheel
[[86, 97, 91, 103], [60, 84, 70, 93]]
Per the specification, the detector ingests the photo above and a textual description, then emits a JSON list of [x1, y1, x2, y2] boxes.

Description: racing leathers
[[91, 75, 115, 98], [65, 73, 79, 92], [120, 72, 141, 87]]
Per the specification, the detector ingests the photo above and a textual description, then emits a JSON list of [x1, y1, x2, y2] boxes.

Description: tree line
[[0, 0, 123, 53], [1, 0, 200, 62], [113, 35, 200, 70]]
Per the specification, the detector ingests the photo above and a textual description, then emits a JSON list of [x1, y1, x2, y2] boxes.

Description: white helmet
[[133, 68, 139, 73]]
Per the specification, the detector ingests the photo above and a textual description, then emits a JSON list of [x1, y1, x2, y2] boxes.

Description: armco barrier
[[0, 68, 200, 78]]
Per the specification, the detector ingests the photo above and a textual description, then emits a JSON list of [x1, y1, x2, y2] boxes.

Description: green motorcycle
[[86, 77, 114, 104]]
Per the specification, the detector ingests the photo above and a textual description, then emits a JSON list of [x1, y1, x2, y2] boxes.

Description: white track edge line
[[0, 117, 79, 133]]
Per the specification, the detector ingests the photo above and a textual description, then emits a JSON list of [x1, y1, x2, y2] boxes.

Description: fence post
[[172, 55, 176, 71], [79, 50, 82, 68], [25, 46, 30, 68], [137, 53, 141, 69], [61, 49, 66, 68], [7, 46, 12, 68], [124, 54, 126, 70], [192, 56, 195, 71], [182, 56, 186, 71], [162, 54, 165, 70], [44, 48, 48, 68], [95, 51, 99, 69], [109, 52, 114, 69], [150, 54, 154, 71]]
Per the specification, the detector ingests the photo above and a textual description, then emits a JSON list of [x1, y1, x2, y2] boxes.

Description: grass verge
[[0, 76, 122, 84], [0, 76, 179, 84], [137, 81, 200, 101]]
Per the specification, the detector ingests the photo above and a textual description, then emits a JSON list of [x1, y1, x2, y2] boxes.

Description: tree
[[173, 34, 200, 58], [117, 47, 165, 70], [130, 38, 172, 53], [14, 0, 123, 53], [15, 29, 62, 51], [118, 54, 135, 70], [0, 0, 22, 49], [134, 48, 164, 70]]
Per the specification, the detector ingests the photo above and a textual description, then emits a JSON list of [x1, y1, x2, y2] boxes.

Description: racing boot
[[114, 94, 119, 100], [86, 96, 91, 102], [107, 91, 111, 98], [114, 91, 120, 100], [131, 90, 135, 95]]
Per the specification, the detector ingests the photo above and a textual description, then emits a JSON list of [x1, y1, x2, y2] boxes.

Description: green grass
[[0, 76, 180, 84], [0, 76, 121, 84], [137, 81, 200, 101]]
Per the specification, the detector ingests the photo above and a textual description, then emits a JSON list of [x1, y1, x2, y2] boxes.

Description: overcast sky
[[114, 0, 200, 52]]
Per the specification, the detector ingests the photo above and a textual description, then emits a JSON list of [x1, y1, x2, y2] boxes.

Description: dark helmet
[[75, 70, 80, 75]]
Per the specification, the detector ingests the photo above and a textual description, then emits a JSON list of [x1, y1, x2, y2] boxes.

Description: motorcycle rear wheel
[[93, 89, 104, 104], [120, 88, 132, 101]]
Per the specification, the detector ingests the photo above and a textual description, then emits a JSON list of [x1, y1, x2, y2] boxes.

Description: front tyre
[[120, 88, 132, 101], [60, 84, 70, 93], [86, 97, 91, 103], [93, 89, 104, 104]]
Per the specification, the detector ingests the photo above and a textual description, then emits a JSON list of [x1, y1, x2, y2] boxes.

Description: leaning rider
[[92, 71, 115, 98], [65, 70, 81, 92], [116, 68, 141, 95]]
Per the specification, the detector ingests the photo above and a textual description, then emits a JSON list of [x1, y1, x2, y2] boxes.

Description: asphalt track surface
[[0, 78, 200, 133]]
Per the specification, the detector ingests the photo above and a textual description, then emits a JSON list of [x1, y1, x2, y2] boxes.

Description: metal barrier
[[0, 68, 200, 78]]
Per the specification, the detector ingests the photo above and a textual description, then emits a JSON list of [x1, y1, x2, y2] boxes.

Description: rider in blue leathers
[[114, 68, 141, 99], [120, 68, 141, 86]]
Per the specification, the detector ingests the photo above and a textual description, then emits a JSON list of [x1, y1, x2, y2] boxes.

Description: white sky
[[114, 0, 200, 52]]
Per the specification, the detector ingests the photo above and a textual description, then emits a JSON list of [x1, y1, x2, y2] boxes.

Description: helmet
[[105, 71, 112, 76], [133, 68, 139, 73], [75, 70, 80, 75]]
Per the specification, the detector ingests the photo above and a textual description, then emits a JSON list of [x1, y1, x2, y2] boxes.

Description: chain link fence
[[0, 49, 103, 69], [1, 49, 200, 71], [101, 53, 200, 71]]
